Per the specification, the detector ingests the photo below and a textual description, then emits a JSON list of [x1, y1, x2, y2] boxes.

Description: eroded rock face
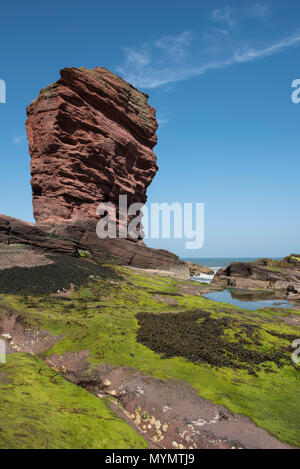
[[26, 67, 158, 231], [22, 68, 189, 278]]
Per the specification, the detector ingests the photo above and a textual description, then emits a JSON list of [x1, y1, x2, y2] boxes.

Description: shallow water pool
[[203, 289, 294, 311]]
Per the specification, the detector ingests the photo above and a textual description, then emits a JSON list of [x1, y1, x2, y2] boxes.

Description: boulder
[[186, 261, 214, 277]]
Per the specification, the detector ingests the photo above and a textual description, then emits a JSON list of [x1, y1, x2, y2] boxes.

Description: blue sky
[[0, 0, 300, 258]]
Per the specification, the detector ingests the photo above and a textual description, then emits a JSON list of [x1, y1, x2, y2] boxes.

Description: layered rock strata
[[26, 67, 158, 237]]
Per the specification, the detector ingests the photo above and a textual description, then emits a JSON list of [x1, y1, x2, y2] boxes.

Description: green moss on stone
[[0, 354, 147, 449], [2, 266, 300, 447]]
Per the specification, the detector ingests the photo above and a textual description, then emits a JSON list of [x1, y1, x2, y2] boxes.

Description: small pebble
[[2, 333, 12, 340], [154, 420, 161, 430]]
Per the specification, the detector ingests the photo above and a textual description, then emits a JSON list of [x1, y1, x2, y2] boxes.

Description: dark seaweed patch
[[136, 310, 288, 373], [0, 254, 117, 295]]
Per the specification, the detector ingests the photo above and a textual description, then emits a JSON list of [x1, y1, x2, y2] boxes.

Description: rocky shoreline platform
[[213, 255, 300, 302], [0, 67, 299, 449]]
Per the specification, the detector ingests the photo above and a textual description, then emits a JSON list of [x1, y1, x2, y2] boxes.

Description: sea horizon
[[182, 257, 282, 269]]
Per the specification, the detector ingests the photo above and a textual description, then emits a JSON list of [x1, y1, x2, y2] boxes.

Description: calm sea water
[[182, 258, 264, 269], [203, 289, 293, 311]]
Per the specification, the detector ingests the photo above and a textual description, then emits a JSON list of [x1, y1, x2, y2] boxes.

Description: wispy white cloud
[[211, 6, 237, 28], [157, 117, 168, 126], [154, 30, 195, 60], [117, 4, 300, 90], [123, 49, 150, 67], [250, 2, 269, 18], [12, 134, 26, 145], [232, 31, 300, 63], [211, 3, 269, 29]]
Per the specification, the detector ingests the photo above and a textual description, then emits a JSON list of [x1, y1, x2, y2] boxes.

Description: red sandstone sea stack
[[19, 67, 189, 278], [26, 67, 158, 230]]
